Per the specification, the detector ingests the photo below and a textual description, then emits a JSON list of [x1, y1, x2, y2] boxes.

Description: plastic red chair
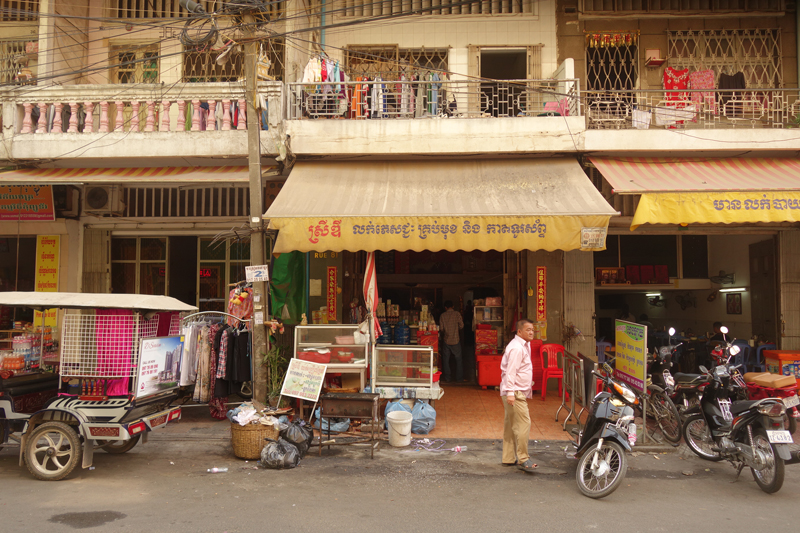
[[541, 343, 565, 401]]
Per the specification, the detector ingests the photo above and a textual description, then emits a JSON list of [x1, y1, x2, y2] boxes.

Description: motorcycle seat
[[731, 400, 760, 415], [673, 372, 705, 385]]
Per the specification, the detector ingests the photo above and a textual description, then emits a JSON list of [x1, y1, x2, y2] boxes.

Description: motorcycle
[[569, 363, 638, 499], [681, 328, 799, 493], [643, 329, 682, 445], [655, 328, 710, 421]]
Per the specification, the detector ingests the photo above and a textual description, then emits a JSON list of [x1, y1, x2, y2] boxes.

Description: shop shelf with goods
[[293, 324, 369, 390], [473, 305, 504, 354], [372, 345, 443, 401]]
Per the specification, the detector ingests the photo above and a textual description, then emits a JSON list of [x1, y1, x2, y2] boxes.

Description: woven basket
[[230, 422, 279, 460]]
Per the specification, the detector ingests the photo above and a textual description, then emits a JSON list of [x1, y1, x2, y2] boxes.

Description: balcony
[[284, 79, 586, 156], [0, 82, 283, 162], [582, 88, 800, 153]]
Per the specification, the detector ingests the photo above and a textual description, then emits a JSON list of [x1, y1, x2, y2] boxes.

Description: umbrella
[[363, 252, 382, 338]]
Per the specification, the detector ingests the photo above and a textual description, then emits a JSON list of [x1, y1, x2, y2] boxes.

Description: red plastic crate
[[477, 355, 502, 389], [640, 265, 655, 284]]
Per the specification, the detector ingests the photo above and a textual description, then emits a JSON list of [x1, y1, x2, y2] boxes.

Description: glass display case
[[474, 305, 504, 352], [293, 325, 368, 369], [372, 345, 434, 388]]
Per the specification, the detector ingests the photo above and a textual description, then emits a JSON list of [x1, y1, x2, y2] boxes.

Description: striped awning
[[265, 159, 618, 253], [590, 157, 800, 229], [0, 166, 249, 184]]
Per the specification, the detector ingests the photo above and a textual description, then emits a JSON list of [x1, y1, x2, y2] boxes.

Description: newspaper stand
[[0, 292, 196, 480]]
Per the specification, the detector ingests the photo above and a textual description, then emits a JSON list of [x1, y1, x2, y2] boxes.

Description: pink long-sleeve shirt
[[500, 334, 533, 398]]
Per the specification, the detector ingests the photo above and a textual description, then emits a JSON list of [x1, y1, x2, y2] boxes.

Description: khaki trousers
[[502, 391, 531, 464]]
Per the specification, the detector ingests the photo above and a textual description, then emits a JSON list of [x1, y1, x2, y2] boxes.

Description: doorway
[[750, 238, 778, 343], [480, 49, 527, 117]]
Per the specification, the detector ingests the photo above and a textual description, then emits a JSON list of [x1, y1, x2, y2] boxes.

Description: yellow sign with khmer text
[[34, 235, 59, 328]]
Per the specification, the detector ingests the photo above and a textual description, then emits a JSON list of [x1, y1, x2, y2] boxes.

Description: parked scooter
[[643, 328, 682, 444], [682, 328, 799, 493], [569, 363, 638, 499], [654, 328, 710, 421]]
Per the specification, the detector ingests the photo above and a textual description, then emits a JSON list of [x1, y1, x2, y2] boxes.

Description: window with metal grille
[[0, 40, 27, 83], [585, 32, 639, 92], [122, 187, 252, 218], [346, 46, 449, 79], [110, 44, 160, 84], [343, 0, 536, 16], [111, 237, 168, 295], [668, 29, 783, 89], [580, 0, 784, 15], [184, 49, 243, 82], [0, 0, 38, 21]]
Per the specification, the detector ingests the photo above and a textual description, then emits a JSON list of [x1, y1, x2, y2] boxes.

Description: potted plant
[[262, 320, 288, 407]]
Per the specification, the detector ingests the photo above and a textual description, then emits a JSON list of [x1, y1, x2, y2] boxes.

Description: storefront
[[590, 157, 800, 365], [264, 157, 617, 394]]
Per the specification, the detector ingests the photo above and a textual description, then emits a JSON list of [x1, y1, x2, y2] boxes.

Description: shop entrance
[[0, 236, 36, 325]]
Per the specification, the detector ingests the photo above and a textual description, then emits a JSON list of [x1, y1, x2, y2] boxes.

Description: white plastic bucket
[[386, 410, 413, 447]]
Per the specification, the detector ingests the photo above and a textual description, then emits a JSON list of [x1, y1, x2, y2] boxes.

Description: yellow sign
[[270, 215, 612, 253], [34, 235, 59, 328], [631, 191, 800, 229], [614, 320, 647, 392]]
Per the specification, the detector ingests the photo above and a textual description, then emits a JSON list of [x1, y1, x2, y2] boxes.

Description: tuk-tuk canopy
[[0, 292, 198, 312]]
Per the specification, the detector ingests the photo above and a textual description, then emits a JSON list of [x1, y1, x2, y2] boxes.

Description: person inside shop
[[439, 300, 464, 383], [710, 321, 727, 342], [618, 304, 636, 323], [500, 319, 537, 473], [638, 314, 654, 329]]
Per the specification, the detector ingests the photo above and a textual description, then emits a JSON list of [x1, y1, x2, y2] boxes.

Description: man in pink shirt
[[500, 319, 537, 472]]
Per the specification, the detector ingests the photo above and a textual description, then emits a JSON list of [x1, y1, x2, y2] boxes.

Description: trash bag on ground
[[313, 407, 350, 433], [259, 438, 300, 469], [411, 399, 436, 434], [384, 399, 412, 429], [281, 420, 314, 458]]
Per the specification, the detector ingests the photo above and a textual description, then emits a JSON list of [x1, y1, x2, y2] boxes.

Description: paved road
[[1, 435, 797, 532]]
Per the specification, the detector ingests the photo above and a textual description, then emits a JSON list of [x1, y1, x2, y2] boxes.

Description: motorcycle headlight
[[613, 382, 639, 405], [757, 402, 786, 417], [729, 345, 741, 356]]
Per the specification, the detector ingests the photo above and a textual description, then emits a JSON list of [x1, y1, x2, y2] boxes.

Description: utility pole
[[243, 13, 269, 403]]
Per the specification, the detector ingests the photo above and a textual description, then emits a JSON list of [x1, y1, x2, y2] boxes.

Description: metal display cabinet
[[372, 345, 443, 401], [293, 325, 369, 390]]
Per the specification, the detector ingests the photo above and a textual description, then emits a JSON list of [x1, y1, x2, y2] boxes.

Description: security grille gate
[[342, 0, 536, 16]]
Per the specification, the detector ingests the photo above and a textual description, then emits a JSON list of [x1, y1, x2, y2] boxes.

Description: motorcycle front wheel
[[682, 414, 723, 462], [750, 428, 785, 494], [650, 390, 682, 445], [575, 441, 628, 499]]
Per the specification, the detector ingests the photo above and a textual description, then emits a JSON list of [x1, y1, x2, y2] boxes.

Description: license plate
[[766, 430, 793, 444], [783, 395, 800, 408]]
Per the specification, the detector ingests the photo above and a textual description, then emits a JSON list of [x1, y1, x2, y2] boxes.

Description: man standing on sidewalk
[[500, 319, 537, 473], [439, 300, 464, 382]]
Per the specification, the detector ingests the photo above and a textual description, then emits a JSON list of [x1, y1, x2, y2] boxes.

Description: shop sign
[[327, 266, 337, 320], [0, 185, 55, 221], [34, 235, 59, 328], [580, 227, 607, 250], [135, 336, 184, 399], [535, 266, 546, 322], [245, 264, 270, 283], [272, 215, 612, 253], [281, 359, 327, 402], [614, 320, 647, 392]]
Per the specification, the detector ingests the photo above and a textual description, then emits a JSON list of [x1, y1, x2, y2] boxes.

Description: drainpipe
[[321, 0, 326, 50]]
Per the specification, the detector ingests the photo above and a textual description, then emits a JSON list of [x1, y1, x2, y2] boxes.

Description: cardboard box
[[475, 329, 498, 344], [485, 297, 502, 306]]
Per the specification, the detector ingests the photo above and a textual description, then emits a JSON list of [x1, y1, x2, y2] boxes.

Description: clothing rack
[[182, 311, 252, 324]]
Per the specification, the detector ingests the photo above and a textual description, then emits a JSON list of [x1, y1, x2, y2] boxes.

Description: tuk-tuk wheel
[[24, 421, 82, 481], [97, 434, 140, 454]]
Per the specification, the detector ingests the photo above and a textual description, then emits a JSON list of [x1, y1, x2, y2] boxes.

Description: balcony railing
[[584, 89, 800, 130], [287, 79, 581, 120], [5, 82, 282, 135]]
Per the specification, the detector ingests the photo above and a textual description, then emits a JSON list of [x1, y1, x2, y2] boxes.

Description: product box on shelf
[[485, 297, 502, 306], [625, 265, 640, 285], [417, 332, 439, 352], [475, 329, 498, 345]]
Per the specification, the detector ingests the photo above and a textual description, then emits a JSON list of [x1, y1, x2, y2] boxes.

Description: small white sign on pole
[[245, 265, 270, 283]]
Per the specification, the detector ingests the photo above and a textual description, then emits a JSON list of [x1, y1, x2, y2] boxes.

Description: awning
[[0, 166, 249, 184], [265, 159, 617, 253], [0, 292, 197, 312], [590, 157, 800, 229]]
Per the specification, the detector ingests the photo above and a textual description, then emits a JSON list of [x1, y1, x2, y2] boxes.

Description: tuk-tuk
[[0, 292, 196, 480]]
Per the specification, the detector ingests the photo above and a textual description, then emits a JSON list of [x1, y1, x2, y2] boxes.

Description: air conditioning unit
[[83, 185, 125, 216]]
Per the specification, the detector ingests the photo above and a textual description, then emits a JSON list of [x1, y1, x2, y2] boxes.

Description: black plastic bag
[[281, 421, 314, 458], [259, 438, 300, 469]]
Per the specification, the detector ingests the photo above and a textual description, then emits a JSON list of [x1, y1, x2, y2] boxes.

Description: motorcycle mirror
[[720, 326, 729, 334], [699, 365, 709, 374], [668, 327, 676, 336], [602, 362, 613, 374]]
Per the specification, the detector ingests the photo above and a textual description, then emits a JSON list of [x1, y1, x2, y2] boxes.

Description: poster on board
[[135, 336, 184, 399], [614, 320, 647, 392], [280, 358, 327, 402]]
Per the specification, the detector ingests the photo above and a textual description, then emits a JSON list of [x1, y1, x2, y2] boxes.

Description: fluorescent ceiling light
[[646, 293, 661, 297], [719, 287, 747, 293]]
